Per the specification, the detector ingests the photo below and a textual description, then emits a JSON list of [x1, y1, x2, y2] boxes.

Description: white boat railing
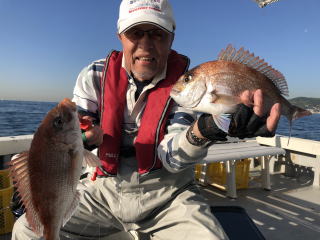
[[0, 134, 319, 188], [257, 135, 320, 188], [0, 135, 33, 168], [0, 135, 33, 156]]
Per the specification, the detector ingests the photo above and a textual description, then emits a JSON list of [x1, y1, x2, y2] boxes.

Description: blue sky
[[0, 0, 319, 102]]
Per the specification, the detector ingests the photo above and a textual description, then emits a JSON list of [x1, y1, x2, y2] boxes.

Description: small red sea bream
[[10, 98, 100, 240], [170, 44, 311, 131]]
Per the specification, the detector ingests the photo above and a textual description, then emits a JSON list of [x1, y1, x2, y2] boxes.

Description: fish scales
[[28, 141, 78, 228], [10, 98, 100, 240], [170, 44, 311, 127], [206, 61, 283, 100]]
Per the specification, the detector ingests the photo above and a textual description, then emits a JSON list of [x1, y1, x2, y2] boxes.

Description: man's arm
[[158, 104, 209, 173], [158, 89, 281, 173], [72, 60, 105, 147], [72, 60, 104, 114]]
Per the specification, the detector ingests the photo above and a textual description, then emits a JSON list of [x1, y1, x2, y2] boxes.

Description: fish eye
[[184, 75, 192, 83], [53, 116, 63, 129]]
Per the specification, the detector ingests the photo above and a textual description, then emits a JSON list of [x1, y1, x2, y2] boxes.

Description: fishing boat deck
[[1, 172, 319, 240], [200, 171, 320, 240], [1, 135, 319, 239]]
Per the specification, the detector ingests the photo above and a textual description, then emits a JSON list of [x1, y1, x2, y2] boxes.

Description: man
[[12, 0, 280, 239]]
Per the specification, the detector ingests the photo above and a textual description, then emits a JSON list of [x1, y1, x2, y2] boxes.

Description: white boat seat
[[198, 141, 286, 198], [0, 136, 285, 199]]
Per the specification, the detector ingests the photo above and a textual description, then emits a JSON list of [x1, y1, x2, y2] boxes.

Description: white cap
[[117, 0, 176, 34]]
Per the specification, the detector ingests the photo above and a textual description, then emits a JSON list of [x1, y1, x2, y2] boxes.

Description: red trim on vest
[[97, 50, 188, 176]]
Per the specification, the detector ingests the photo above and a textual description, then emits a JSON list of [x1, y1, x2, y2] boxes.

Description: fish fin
[[62, 191, 80, 226], [212, 114, 232, 133], [83, 149, 101, 167], [10, 152, 44, 237], [218, 44, 289, 96], [214, 93, 239, 106]]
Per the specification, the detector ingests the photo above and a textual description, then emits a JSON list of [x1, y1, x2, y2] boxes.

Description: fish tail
[[285, 104, 312, 146], [289, 105, 312, 121]]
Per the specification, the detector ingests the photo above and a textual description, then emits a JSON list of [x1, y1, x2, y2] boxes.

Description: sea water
[[0, 100, 57, 137], [0, 100, 319, 141]]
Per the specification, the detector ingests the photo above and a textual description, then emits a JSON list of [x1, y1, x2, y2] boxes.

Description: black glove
[[228, 104, 274, 139], [197, 104, 275, 141], [197, 114, 228, 141]]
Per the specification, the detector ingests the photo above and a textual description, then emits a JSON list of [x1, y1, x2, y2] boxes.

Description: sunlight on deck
[[200, 172, 320, 240]]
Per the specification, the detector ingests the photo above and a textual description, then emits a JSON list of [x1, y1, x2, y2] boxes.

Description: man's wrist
[[186, 122, 210, 146]]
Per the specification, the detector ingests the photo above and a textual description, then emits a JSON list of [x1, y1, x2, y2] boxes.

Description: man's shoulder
[[171, 49, 188, 58], [86, 59, 106, 73], [170, 50, 190, 63], [86, 50, 123, 72]]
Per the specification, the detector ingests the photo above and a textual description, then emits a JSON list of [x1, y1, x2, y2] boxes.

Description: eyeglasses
[[124, 28, 170, 41]]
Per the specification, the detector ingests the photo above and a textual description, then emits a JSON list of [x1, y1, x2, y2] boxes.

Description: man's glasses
[[124, 28, 170, 41]]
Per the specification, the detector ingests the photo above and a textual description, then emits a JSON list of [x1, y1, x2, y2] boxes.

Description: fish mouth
[[170, 87, 180, 96], [59, 98, 76, 112], [57, 98, 77, 123]]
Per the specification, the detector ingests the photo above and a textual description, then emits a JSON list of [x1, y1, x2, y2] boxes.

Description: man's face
[[118, 24, 174, 82]]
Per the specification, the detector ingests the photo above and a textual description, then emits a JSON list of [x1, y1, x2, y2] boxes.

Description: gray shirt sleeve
[[72, 60, 105, 114], [158, 102, 209, 173]]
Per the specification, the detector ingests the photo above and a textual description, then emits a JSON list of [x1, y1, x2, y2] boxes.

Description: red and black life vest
[[94, 50, 189, 178]]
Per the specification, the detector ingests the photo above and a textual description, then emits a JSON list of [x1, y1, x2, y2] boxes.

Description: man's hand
[[228, 89, 281, 139], [84, 126, 104, 146], [192, 89, 281, 142], [80, 116, 104, 146]]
